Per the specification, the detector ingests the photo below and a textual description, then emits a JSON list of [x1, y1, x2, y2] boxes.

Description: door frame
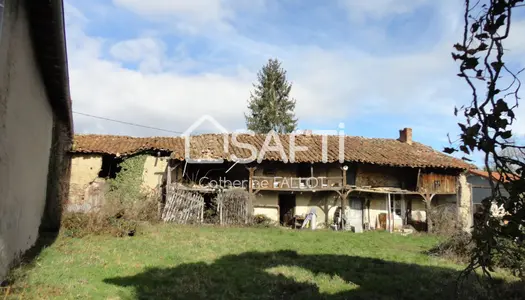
[[278, 193, 296, 225]]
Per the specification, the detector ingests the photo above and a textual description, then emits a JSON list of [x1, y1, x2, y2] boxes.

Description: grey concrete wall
[[0, 1, 54, 279]]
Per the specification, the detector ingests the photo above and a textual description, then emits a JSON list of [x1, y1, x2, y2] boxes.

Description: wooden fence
[[162, 186, 252, 225], [161, 189, 204, 224], [216, 189, 252, 225]]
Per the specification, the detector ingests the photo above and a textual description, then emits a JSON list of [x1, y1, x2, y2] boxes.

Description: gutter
[[25, 0, 73, 137]]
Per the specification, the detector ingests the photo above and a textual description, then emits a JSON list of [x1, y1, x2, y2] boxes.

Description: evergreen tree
[[245, 59, 298, 133]]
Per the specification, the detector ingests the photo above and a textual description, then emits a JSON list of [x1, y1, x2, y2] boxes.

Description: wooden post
[[421, 193, 436, 233], [247, 167, 256, 220], [386, 194, 391, 233], [416, 168, 421, 191], [367, 197, 371, 230], [166, 164, 172, 186], [200, 197, 204, 223], [387, 193, 395, 233], [248, 167, 255, 194], [219, 197, 223, 226], [342, 165, 347, 187]]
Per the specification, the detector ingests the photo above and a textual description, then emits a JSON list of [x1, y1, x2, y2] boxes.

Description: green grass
[[3, 225, 519, 299]]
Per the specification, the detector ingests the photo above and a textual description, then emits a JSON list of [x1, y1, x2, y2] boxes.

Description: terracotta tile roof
[[72, 134, 471, 169], [468, 169, 519, 182], [72, 135, 184, 156]]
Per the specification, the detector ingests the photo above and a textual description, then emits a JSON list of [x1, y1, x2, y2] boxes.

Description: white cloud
[[65, 4, 458, 136], [65, 0, 524, 152], [113, 0, 229, 22], [109, 38, 167, 73], [338, 0, 430, 22], [111, 0, 267, 34]]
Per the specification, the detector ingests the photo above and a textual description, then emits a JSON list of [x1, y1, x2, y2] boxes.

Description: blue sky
[[65, 0, 525, 167]]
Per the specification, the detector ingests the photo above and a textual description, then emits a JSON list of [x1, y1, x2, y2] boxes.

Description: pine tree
[[245, 59, 298, 133]]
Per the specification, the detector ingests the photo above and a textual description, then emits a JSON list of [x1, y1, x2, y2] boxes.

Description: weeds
[[61, 191, 159, 238]]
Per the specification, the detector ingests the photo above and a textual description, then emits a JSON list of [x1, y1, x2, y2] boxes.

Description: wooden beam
[[166, 165, 172, 186], [248, 167, 256, 195], [342, 164, 347, 187], [418, 191, 436, 233], [386, 194, 392, 233], [341, 191, 346, 230], [416, 168, 421, 191]]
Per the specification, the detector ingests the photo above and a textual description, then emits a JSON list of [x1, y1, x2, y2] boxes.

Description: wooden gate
[[162, 188, 204, 224], [216, 189, 252, 225]]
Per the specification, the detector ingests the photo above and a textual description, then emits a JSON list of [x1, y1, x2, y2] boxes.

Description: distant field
[[3, 225, 518, 299]]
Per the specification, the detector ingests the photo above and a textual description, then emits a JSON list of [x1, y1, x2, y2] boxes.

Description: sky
[[64, 0, 525, 166]]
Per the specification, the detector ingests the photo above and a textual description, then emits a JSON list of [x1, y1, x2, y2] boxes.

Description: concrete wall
[[0, 1, 54, 279], [253, 192, 280, 222], [252, 190, 431, 230], [365, 194, 426, 230], [252, 191, 342, 227]]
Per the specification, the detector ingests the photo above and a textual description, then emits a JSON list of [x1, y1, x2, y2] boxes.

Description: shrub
[[61, 201, 137, 238], [492, 238, 525, 279], [428, 204, 458, 236], [428, 230, 525, 278], [61, 154, 162, 237], [427, 230, 474, 263], [61, 195, 159, 238], [128, 193, 160, 222], [251, 214, 274, 228]]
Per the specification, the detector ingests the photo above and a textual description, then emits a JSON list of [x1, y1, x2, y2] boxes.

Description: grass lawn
[[3, 225, 518, 299]]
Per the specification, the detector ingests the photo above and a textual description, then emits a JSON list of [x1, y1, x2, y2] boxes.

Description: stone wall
[[457, 173, 473, 232], [67, 154, 169, 211], [68, 155, 103, 208]]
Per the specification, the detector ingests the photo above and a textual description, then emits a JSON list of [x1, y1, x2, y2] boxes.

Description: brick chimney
[[399, 128, 413, 145]]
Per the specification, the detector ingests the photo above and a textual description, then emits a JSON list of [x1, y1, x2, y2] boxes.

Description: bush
[[129, 194, 160, 222], [429, 204, 458, 236], [493, 238, 525, 279], [251, 214, 274, 228], [61, 195, 158, 238], [427, 230, 474, 262], [428, 230, 525, 278]]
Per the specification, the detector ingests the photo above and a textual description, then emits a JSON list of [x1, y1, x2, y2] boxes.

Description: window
[[433, 180, 441, 190]]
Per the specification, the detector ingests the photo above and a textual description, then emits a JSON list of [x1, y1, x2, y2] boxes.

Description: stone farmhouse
[[68, 128, 473, 232]]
